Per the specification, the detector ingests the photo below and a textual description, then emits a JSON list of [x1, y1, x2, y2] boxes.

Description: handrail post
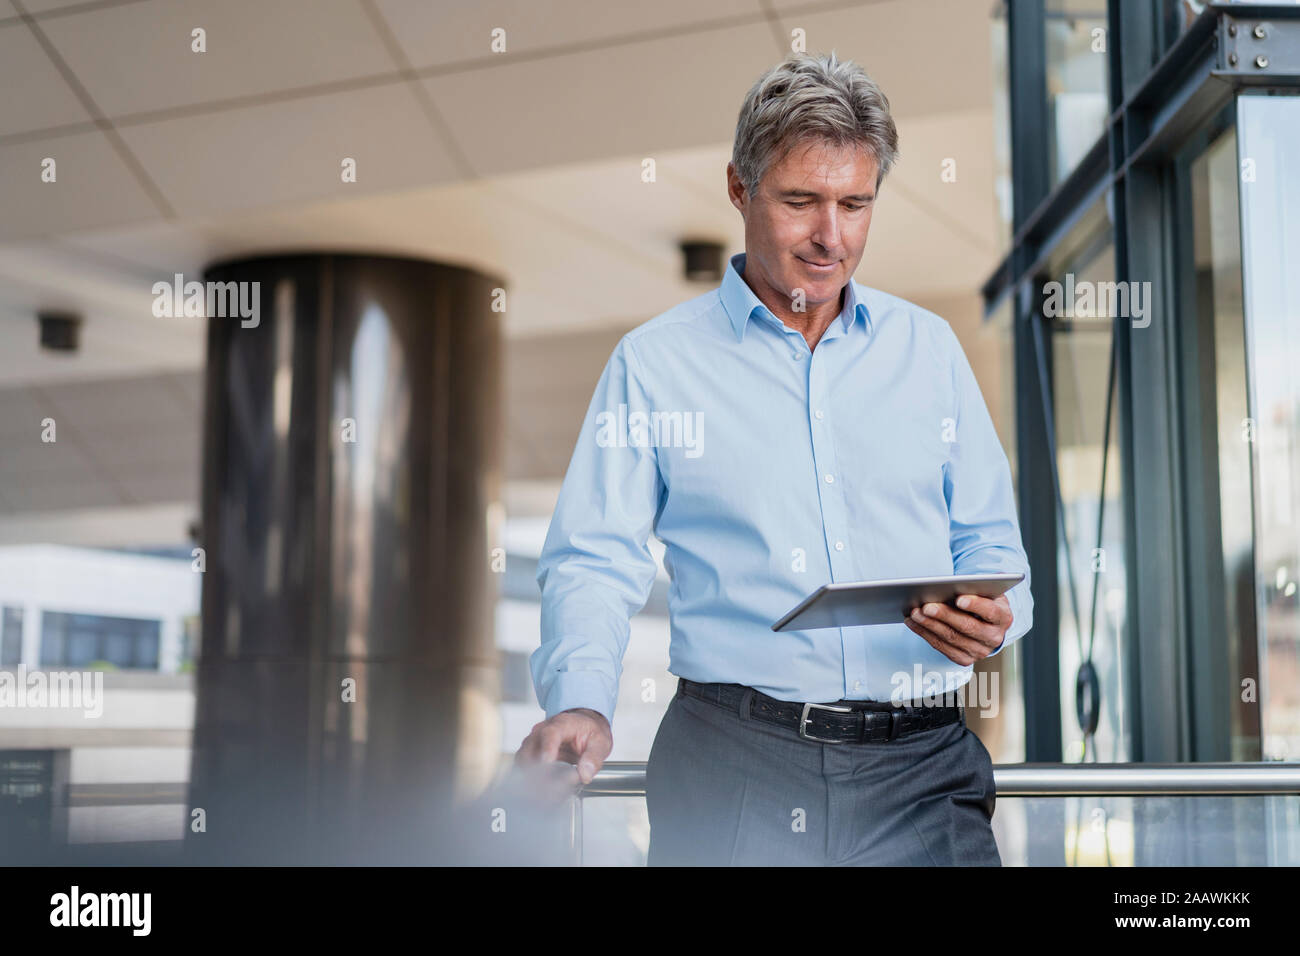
[[570, 791, 583, 866]]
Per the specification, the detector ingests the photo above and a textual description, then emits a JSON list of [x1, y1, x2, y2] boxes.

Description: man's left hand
[[902, 593, 1012, 666]]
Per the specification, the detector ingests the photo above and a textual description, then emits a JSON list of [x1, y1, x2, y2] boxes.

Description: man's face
[[727, 139, 878, 313]]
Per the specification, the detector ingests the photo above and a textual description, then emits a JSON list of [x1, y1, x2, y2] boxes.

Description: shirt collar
[[719, 251, 871, 342]]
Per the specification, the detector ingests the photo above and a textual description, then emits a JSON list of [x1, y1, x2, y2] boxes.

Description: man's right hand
[[515, 708, 612, 785]]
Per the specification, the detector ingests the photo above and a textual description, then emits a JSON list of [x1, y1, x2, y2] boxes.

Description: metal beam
[[983, 1, 1300, 312]]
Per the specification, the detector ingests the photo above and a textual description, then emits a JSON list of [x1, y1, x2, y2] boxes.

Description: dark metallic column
[[187, 254, 503, 864]]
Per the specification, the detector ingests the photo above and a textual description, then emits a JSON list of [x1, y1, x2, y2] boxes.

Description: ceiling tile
[[0, 428, 98, 477], [855, 111, 998, 296], [0, 372, 204, 514], [1, 474, 123, 511], [15, 0, 123, 13], [0, 385, 48, 438], [767, 0, 892, 10], [0, 130, 162, 241], [0, 17, 95, 136], [37, 373, 199, 430], [505, 328, 622, 394], [105, 469, 197, 506], [420, 22, 778, 178], [375, 0, 761, 69], [37, 0, 396, 119], [771, 0, 994, 117], [79, 422, 199, 470], [157, 370, 203, 409], [116, 83, 462, 217]]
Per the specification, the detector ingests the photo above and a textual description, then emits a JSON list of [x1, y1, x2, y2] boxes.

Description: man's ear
[[725, 164, 747, 213]]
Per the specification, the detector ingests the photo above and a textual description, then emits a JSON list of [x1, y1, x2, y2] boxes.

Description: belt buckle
[[799, 701, 856, 743]]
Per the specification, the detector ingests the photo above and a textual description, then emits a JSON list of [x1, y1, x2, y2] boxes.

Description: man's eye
[[789, 201, 866, 209]]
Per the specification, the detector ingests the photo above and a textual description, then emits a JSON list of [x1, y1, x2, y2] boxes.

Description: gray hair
[[731, 51, 899, 198]]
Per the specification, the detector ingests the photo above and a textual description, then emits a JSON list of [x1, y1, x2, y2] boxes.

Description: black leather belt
[[678, 678, 962, 744]]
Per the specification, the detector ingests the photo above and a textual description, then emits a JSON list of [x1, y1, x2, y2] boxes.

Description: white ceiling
[[0, 0, 1009, 539]]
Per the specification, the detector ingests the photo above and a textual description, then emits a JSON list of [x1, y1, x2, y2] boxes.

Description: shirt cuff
[[987, 584, 1028, 658], [539, 669, 617, 728]]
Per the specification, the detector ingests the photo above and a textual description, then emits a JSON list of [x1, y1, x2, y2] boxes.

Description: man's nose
[[810, 205, 841, 253]]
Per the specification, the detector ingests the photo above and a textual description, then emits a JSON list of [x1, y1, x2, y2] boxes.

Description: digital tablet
[[770, 572, 1025, 632]]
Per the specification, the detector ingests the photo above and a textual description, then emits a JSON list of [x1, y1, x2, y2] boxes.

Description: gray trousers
[[646, 680, 1001, 866]]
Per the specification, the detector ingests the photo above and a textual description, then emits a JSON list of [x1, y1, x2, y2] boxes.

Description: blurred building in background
[[2, 0, 1299, 865]]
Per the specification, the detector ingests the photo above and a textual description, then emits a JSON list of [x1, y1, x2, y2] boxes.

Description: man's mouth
[[797, 256, 839, 272]]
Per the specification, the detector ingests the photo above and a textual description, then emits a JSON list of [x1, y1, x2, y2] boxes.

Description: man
[[516, 50, 1032, 866]]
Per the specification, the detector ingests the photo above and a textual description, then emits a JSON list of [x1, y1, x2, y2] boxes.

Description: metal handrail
[[569, 761, 1300, 864], [578, 760, 1300, 797]]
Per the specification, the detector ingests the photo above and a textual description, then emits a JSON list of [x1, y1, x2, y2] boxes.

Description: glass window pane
[[103, 630, 134, 668], [66, 629, 97, 667], [134, 625, 161, 670], [1188, 121, 1260, 760], [65, 634, 94, 665], [39, 611, 65, 667], [1044, 0, 1110, 186], [1237, 94, 1300, 761], [37, 610, 163, 671], [991, 2, 1014, 254], [987, 296, 1019, 478], [1, 606, 22, 666], [1043, 201, 1129, 763], [976, 296, 1024, 764]]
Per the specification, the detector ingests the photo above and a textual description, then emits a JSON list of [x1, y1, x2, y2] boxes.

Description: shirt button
[[814, 409, 824, 420], [835, 541, 845, 551], [854, 680, 862, 691], [824, 474, 834, 483], [792, 352, 802, 360]]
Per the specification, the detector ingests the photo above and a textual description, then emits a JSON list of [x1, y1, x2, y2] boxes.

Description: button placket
[[808, 339, 868, 704], [808, 363, 850, 580]]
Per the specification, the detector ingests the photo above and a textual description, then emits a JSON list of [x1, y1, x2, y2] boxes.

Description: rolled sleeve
[[940, 323, 1033, 657], [530, 336, 665, 726]]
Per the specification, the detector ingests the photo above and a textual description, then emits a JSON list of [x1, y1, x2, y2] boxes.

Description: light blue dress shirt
[[531, 251, 1032, 726]]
